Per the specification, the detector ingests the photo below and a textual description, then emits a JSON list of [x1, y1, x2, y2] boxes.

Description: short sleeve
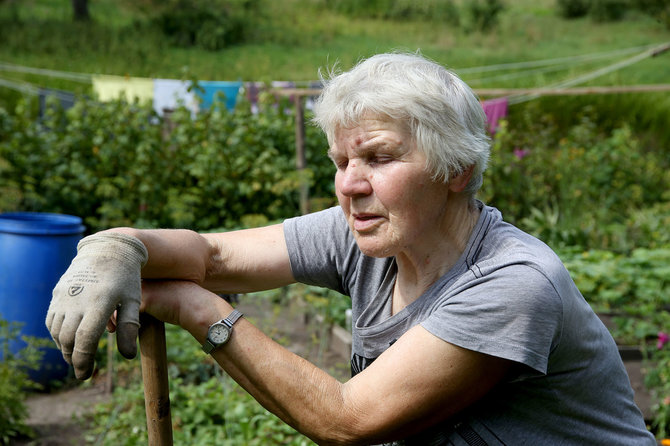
[[421, 264, 563, 375], [283, 207, 359, 294]]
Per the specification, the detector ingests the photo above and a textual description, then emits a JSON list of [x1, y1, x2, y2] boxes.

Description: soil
[[12, 296, 350, 445]]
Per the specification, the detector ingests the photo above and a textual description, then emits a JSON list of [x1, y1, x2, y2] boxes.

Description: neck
[[392, 197, 480, 314]]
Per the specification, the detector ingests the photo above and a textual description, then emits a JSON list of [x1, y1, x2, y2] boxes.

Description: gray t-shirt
[[283, 204, 655, 445]]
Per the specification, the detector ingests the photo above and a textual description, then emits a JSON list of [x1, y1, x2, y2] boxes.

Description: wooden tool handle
[[139, 313, 174, 446]]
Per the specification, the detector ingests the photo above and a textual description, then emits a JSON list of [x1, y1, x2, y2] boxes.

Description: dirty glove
[[46, 232, 148, 380]]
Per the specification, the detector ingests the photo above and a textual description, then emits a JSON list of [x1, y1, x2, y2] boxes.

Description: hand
[[46, 233, 148, 379]]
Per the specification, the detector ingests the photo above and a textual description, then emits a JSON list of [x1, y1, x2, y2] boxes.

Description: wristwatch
[[202, 309, 244, 354]]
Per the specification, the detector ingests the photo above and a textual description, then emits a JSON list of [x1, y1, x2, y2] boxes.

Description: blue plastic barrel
[[0, 212, 85, 385]]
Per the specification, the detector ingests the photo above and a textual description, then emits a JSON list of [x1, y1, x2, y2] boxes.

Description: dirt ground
[[15, 383, 110, 446], [13, 296, 350, 445]]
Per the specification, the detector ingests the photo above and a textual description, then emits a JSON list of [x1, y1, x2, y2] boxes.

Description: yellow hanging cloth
[[92, 74, 154, 103]]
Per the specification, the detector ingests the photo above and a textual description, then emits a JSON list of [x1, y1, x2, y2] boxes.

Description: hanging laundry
[[153, 79, 199, 117], [92, 74, 154, 104], [243, 81, 265, 114], [481, 97, 508, 135], [195, 81, 242, 111]]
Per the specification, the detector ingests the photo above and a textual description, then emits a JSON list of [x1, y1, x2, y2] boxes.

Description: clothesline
[[507, 42, 670, 104], [455, 42, 661, 74], [2, 40, 668, 133], [1, 39, 665, 103], [1, 41, 664, 84]]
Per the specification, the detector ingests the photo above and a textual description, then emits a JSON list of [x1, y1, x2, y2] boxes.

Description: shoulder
[[472, 205, 571, 293], [284, 206, 349, 239]]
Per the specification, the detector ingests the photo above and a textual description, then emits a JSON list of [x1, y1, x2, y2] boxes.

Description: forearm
[[103, 227, 213, 283], [188, 293, 359, 445], [104, 223, 294, 293]]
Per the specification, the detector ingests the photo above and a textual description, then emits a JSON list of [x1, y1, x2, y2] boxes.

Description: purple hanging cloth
[[481, 97, 508, 135]]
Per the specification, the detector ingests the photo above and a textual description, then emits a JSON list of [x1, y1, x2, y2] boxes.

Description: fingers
[[71, 304, 117, 380], [116, 321, 139, 359], [47, 312, 65, 352], [57, 313, 84, 367], [71, 349, 97, 380], [116, 298, 140, 359]]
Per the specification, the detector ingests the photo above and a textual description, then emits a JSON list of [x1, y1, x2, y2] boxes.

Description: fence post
[[294, 95, 309, 215]]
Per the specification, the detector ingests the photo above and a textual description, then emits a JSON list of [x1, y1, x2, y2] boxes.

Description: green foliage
[[0, 318, 48, 445], [86, 325, 313, 445], [556, 0, 591, 18], [324, 0, 461, 23], [646, 344, 670, 438], [589, 0, 630, 22], [294, 285, 351, 328], [556, 0, 630, 22], [1, 0, 668, 90], [635, 0, 670, 29], [480, 106, 670, 251], [465, 0, 505, 31], [560, 248, 670, 341], [146, 0, 263, 50], [0, 94, 332, 232], [323, 0, 504, 29]]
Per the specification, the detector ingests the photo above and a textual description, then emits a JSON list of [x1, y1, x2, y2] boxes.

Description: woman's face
[[330, 117, 452, 258]]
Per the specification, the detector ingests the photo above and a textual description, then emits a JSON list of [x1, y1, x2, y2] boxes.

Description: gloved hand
[[46, 232, 148, 380]]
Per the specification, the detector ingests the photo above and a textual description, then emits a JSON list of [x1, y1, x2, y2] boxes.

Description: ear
[[448, 165, 475, 193]]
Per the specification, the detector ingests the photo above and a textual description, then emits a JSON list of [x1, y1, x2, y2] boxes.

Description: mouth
[[351, 213, 383, 232]]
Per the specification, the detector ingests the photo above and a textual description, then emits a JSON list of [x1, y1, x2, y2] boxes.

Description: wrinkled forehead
[[327, 111, 412, 145]]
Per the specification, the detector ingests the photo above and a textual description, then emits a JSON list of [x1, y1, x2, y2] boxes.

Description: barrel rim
[[0, 211, 85, 235]]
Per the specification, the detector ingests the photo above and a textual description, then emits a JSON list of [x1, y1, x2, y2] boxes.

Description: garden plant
[[0, 0, 669, 443]]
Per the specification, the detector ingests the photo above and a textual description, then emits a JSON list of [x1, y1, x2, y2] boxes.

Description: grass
[[0, 0, 668, 83], [0, 0, 668, 145]]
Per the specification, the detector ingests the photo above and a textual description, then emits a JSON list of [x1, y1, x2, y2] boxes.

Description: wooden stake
[[139, 314, 173, 446]]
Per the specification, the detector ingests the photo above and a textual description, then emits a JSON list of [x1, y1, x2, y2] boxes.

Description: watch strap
[[222, 309, 243, 329], [202, 339, 217, 354]]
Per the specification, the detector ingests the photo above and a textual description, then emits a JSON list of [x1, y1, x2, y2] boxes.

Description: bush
[[557, 0, 633, 22], [589, 0, 630, 22], [0, 318, 47, 445], [556, 0, 591, 18], [0, 93, 333, 232], [126, 0, 262, 50], [480, 106, 670, 251], [634, 0, 670, 29], [465, 0, 505, 31], [325, 0, 461, 23]]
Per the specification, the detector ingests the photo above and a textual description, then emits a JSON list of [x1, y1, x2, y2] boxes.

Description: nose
[[336, 161, 372, 197]]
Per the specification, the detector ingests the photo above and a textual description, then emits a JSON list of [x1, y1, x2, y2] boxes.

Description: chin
[[354, 238, 396, 259]]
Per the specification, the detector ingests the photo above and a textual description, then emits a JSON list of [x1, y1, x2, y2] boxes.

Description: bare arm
[[104, 223, 295, 292], [142, 280, 512, 445]]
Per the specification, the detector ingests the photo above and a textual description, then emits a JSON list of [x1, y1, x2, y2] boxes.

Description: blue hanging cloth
[[196, 81, 243, 111]]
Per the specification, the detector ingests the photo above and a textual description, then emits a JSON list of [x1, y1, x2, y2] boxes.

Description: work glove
[[46, 232, 148, 380]]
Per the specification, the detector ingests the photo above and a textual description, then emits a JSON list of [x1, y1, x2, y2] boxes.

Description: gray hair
[[312, 52, 491, 196]]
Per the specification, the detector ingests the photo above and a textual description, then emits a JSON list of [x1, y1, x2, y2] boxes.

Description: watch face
[[209, 324, 231, 344]]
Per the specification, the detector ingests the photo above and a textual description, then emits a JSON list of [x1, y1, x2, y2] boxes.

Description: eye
[[332, 157, 348, 170], [368, 155, 394, 165]]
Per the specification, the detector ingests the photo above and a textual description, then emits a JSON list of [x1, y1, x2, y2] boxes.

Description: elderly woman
[[47, 53, 655, 445]]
